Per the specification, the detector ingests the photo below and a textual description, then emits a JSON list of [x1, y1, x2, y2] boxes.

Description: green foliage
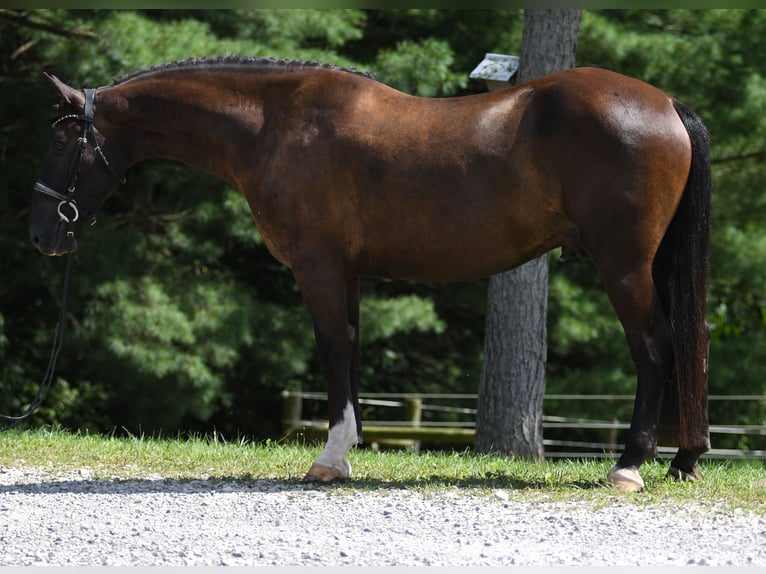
[[77, 274, 313, 432], [361, 295, 445, 342], [233, 9, 366, 50], [1, 9, 764, 444], [547, 261, 633, 399], [374, 38, 466, 97], [39, 10, 368, 85]]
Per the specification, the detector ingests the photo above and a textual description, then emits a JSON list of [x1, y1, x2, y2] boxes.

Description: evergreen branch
[[712, 148, 766, 165], [0, 9, 97, 41]]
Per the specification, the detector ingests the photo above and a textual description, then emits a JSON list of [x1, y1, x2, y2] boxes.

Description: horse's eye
[[53, 141, 66, 152]]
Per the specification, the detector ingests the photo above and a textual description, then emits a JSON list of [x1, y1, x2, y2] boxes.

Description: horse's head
[[29, 74, 126, 256]]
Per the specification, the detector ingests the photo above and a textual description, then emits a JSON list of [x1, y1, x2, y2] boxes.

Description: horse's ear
[[43, 72, 85, 110]]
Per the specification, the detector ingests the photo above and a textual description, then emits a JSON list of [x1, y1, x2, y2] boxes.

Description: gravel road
[[1, 465, 764, 567]]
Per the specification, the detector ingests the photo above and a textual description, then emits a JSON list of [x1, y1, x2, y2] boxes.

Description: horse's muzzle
[[29, 224, 78, 256]]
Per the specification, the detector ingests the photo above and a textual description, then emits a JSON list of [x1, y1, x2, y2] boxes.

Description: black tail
[[654, 98, 712, 451]]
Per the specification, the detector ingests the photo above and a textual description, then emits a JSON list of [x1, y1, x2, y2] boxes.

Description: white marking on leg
[[314, 401, 359, 478]]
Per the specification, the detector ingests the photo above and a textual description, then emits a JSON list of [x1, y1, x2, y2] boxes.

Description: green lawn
[[1, 428, 764, 511]]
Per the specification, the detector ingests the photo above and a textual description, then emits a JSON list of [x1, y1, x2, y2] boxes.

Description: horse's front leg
[[293, 262, 361, 483]]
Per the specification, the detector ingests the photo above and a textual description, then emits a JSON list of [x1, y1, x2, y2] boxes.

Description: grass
[[1, 427, 764, 511]]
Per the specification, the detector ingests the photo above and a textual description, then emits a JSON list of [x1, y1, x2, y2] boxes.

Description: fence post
[[281, 388, 302, 437], [405, 397, 423, 454], [606, 417, 618, 455]]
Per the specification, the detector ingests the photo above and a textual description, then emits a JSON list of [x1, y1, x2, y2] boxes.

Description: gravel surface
[[1, 465, 764, 567]]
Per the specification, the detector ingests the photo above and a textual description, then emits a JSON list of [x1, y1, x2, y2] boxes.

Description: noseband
[[33, 88, 125, 233]]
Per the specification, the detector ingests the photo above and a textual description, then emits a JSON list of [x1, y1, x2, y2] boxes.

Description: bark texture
[[475, 9, 582, 459]]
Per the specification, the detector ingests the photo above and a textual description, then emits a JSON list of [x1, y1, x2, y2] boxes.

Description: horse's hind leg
[[667, 449, 706, 482], [599, 263, 674, 492], [292, 260, 361, 482]]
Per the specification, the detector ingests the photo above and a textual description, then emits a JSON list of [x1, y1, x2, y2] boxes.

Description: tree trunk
[[475, 9, 582, 460]]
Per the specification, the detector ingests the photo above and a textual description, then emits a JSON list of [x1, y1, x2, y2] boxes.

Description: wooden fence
[[281, 390, 766, 460]]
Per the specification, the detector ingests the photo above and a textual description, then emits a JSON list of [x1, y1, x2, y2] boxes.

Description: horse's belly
[[356, 230, 557, 283]]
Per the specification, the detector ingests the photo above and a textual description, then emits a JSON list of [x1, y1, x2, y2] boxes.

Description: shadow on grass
[[0, 469, 608, 495], [337, 473, 608, 492]]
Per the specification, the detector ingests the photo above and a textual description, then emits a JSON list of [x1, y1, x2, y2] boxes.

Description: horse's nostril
[[29, 226, 46, 249]]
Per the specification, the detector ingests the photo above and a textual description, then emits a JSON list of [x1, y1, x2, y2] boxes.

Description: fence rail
[[281, 390, 766, 460]]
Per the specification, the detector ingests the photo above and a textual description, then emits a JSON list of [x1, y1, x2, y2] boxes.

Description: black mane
[[113, 56, 375, 85]]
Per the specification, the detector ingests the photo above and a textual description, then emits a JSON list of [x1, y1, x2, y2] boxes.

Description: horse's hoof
[[607, 465, 645, 492], [301, 462, 347, 483], [666, 464, 704, 482]]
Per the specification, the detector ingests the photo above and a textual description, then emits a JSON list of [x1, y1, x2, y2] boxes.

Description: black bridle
[[0, 88, 125, 431], [32, 88, 125, 234]]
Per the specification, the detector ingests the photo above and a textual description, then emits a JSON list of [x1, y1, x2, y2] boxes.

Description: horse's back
[[256, 66, 692, 282]]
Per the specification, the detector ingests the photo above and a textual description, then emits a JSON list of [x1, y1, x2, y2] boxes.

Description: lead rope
[[0, 253, 72, 432]]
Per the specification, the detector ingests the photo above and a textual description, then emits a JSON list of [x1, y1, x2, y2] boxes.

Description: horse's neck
[[110, 73, 285, 187]]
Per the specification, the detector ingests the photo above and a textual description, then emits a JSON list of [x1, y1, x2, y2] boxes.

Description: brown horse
[[28, 57, 711, 491]]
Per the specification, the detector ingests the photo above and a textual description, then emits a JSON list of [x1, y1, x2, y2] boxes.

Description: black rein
[[0, 254, 71, 431]]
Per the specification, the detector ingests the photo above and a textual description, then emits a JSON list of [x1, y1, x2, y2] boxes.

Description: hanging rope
[[0, 254, 72, 432]]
